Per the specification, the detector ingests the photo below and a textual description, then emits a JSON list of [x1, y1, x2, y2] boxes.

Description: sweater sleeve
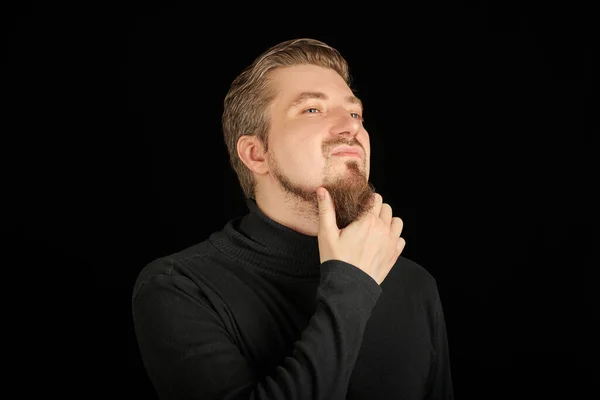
[[424, 286, 454, 400], [132, 260, 382, 400]]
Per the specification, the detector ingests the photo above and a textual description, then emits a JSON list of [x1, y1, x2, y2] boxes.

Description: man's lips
[[331, 146, 363, 158], [333, 152, 361, 158]]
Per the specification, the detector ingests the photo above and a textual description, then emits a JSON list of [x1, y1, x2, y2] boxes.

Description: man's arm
[[132, 260, 381, 400]]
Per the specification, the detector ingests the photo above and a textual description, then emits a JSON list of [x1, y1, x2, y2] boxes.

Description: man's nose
[[330, 108, 361, 136]]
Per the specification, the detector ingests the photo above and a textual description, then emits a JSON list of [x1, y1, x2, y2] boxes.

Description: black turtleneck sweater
[[132, 199, 453, 400]]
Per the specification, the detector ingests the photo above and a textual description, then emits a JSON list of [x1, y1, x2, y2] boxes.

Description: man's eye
[[304, 108, 320, 114], [351, 112, 364, 121]]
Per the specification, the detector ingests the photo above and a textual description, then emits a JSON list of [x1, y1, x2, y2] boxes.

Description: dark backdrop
[[6, 3, 595, 399]]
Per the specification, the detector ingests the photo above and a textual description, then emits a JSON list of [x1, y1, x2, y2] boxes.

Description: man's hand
[[316, 187, 405, 285]]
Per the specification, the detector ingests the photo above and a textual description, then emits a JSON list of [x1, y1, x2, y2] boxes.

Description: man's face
[[265, 64, 375, 229]]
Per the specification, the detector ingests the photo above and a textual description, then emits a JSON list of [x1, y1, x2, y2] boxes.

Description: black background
[[6, 2, 596, 399]]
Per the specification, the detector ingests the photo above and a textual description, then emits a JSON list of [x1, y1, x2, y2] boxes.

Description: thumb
[[316, 187, 337, 234]]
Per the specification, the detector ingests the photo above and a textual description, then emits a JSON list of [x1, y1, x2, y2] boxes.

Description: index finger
[[370, 193, 383, 216]]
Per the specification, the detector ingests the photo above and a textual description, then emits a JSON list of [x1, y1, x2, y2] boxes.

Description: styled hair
[[222, 38, 351, 200]]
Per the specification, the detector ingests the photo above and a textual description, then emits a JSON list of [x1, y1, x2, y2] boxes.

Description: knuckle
[[397, 237, 405, 251], [362, 212, 376, 227]]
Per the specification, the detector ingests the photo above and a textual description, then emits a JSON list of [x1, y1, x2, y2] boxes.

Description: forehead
[[267, 64, 354, 103]]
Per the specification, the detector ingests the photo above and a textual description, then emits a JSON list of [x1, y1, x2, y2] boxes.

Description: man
[[132, 38, 453, 399]]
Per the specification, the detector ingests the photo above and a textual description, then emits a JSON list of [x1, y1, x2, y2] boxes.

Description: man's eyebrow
[[346, 95, 363, 109], [288, 91, 363, 110], [288, 91, 327, 109]]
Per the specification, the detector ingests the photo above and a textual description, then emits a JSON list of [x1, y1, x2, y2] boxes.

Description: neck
[[208, 197, 322, 280], [255, 188, 319, 237]]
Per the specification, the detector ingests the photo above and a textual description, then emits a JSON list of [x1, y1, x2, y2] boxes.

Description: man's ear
[[237, 135, 269, 175]]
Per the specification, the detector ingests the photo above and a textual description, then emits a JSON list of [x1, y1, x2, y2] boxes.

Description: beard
[[268, 151, 375, 230]]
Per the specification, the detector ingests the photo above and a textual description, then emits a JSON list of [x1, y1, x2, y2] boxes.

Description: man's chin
[[324, 182, 375, 229]]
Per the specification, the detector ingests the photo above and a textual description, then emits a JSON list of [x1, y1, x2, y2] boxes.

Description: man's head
[[223, 38, 375, 229]]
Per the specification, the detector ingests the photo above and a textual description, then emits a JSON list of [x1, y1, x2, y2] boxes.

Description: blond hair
[[222, 38, 351, 199]]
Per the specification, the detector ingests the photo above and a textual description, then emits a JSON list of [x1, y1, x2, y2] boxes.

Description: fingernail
[[317, 189, 325, 201]]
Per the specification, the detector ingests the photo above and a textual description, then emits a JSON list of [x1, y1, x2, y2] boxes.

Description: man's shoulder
[[131, 238, 217, 299]]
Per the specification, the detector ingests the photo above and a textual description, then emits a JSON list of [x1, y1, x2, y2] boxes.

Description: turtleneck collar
[[208, 198, 322, 280]]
